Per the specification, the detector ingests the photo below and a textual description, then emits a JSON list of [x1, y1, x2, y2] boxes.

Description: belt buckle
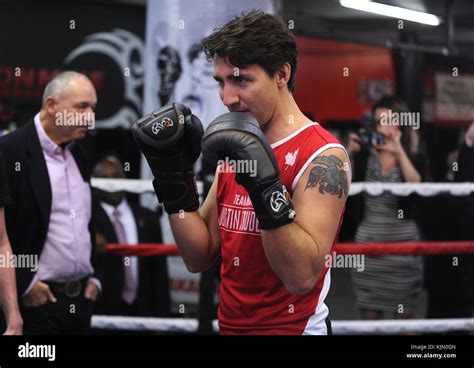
[[65, 280, 81, 298]]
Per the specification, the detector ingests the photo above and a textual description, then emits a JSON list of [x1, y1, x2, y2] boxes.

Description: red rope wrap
[[106, 241, 474, 256]]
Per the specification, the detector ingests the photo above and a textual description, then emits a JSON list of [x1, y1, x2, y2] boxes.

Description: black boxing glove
[[202, 112, 295, 230], [131, 103, 203, 214]]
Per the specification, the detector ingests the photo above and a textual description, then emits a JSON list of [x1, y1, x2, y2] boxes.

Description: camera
[[358, 129, 384, 147]]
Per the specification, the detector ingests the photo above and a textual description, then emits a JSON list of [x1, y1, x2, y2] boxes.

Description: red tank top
[[216, 123, 346, 335]]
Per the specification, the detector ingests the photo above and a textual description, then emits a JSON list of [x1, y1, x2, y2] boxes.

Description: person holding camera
[[346, 96, 427, 320]]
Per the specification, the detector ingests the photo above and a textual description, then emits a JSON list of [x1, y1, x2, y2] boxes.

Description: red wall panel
[[294, 37, 395, 124]]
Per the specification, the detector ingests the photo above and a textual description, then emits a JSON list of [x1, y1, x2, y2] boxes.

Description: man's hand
[[83, 281, 99, 301], [22, 281, 57, 307], [3, 313, 23, 335]]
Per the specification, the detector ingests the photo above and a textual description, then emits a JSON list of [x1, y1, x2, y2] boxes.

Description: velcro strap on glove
[[249, 180, 296, 230], [153, 171, 199, 214]]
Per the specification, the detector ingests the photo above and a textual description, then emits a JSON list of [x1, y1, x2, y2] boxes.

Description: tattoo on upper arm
[[305, 155, 349, 198]]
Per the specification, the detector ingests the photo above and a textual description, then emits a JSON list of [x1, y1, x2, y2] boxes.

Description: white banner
[[435, 73, 474, 121], [142, 0, 279, 311]]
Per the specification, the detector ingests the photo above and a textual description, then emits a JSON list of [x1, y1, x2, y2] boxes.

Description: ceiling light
[[340, 0, 441, 26]]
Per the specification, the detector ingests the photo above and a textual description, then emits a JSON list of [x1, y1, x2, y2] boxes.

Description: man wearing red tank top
[[133, 10, 351, 335]]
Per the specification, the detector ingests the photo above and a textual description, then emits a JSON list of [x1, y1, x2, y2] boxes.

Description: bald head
[[42, 71, 92, 107], [93, 157, 126, 207], [93, 157, 125, 179]]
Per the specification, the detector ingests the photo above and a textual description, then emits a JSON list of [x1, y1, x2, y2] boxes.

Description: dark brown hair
[[201, 10, 298, 92], [372, 95, 419, 156]]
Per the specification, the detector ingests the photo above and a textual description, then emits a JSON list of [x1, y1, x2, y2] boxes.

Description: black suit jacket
[[455, 143, 474, 239], [0, 119, 97, 295], [456, 143, 474, 182], [93, 201, 170, 317]]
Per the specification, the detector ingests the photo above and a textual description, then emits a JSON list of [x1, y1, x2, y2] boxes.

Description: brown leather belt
[[46, 278, 87, 298]]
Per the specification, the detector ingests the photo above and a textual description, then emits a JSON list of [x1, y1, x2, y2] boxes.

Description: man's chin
[[74, 129, 88, 139]]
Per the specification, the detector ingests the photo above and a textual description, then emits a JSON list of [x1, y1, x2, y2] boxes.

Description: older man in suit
[[93, 156, 170, 317], [0, 71, 100, 334]]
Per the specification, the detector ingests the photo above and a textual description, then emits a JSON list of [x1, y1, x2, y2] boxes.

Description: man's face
[[213, 56, 279, 127], [94, 160, 126, 207], [52, 76, 97, 141]]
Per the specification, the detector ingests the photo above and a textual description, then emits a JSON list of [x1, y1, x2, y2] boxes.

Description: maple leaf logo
[[284, 148, 299, 170]]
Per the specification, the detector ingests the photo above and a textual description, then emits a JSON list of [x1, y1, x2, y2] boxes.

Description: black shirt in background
[[0, 151, 11, 207]]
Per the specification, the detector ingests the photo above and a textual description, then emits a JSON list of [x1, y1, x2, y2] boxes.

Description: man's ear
[[276, 63, 291, 89], [43, 96, 57, 116]]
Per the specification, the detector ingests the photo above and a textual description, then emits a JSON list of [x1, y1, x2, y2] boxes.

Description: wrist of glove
[[245, 179, 296, 230], [142, 152, 200, 214], [153, 171, 199, 214]]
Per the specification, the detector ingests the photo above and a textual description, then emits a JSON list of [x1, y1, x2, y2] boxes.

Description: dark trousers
[[197, 257, 221, 335], [119, 299, 140, 316], [20, 293, 94, 335]]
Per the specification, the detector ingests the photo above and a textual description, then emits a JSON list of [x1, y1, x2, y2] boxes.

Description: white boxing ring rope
[[92, 316, 202, 333], [91, 179, 473, 334], [91, 178, 474, 196], [91, 315, 474, 334]]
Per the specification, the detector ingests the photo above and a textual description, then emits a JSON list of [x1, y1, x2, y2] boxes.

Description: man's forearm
[[169, 212, 217, 273], [261, 222, 325, 295], [0, 248, 22, 327]]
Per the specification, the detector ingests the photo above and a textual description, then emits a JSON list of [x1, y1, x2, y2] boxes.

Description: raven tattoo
[[305, 155, 348, 198]]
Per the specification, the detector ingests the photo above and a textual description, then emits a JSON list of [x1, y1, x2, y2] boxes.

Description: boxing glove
[[132, 103, 203, 214], [202, 112, 295, 229]]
